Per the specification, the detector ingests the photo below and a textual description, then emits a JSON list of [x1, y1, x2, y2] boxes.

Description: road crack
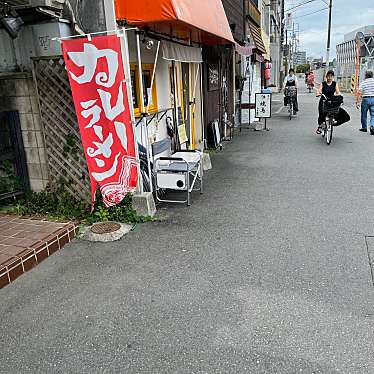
[[364, 236, 374, 287]]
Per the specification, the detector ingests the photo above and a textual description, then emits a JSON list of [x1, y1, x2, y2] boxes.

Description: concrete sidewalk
[[1, 89, 374, 373]]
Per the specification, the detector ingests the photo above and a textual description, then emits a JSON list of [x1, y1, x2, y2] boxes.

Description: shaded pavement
[[1, 89, 374, 373]]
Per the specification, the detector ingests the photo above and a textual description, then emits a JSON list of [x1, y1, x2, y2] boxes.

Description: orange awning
[[115, 0, 234, 45]]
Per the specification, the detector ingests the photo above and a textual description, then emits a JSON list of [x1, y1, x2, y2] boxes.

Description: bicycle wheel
[[321, 123, 326, 138], [289, 101, 292, 120], [326, 117, 333, 145]]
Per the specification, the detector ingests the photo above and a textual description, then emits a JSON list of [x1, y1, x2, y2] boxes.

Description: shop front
[[241, 18, 267, 125], [114, 0, 234, 158]]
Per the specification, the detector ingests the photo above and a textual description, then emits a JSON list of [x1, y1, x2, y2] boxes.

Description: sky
[[285, 0, 374, 59]]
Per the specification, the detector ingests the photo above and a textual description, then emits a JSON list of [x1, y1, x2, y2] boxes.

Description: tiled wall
[[0, 73, 48, 192]]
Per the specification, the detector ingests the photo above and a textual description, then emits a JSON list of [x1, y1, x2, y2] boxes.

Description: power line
[[293, 7, 328, 19], [285, 0, 322, 12]]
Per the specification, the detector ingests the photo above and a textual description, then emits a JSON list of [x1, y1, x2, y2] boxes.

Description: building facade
[[0, 0, 283, 203], [336, 25, 374, 91], [0, 2, 72, 199], [1, 0, 245, 204], [240, 0, 267, 125], [269, 0, 282, 89]]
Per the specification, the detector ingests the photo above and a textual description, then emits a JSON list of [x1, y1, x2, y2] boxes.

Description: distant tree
[[295, 64, 311, 73]]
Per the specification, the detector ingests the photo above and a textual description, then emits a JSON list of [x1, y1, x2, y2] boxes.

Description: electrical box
[[157, 173, 187, 190], [6, 0, 64, 10]]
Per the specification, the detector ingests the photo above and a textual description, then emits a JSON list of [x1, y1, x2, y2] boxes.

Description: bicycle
[[319, 94, 343, 145], [284, 87, 297, 120]]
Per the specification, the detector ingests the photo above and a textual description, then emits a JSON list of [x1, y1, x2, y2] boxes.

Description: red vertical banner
[[62, 35, 138, 207]]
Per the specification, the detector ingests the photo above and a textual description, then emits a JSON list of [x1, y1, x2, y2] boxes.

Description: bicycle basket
[[323, 95, 343, 115], [285, 87, 297, 97]]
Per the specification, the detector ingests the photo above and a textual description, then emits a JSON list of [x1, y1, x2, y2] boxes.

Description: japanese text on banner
[[62, 34, 138, 207]]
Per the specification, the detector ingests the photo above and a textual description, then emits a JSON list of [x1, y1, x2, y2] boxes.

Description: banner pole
[[200, 62, 205, 150], [191, 64, 200, 150], [172, 60, 180, 150], [52, 27, 138, 41], [121, 28, 143, 193], [136, 32, 153, 194]]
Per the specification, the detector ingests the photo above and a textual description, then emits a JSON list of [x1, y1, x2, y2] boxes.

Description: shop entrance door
[[0, 111, 29, 200]]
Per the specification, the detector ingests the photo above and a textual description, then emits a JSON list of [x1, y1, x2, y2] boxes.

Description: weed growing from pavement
[[2, 186, 150, 224]]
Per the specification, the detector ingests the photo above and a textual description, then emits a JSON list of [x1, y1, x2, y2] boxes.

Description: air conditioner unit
[[6, 0, 64, 10]]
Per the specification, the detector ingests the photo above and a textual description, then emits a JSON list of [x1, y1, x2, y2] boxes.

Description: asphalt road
[[1, 89, 374, 374]]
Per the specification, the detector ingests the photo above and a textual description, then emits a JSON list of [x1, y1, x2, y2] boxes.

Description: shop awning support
[[145, 40, 161, 114], [136, 31, 153, 193], [120, 27, 143, 193], [190, 63, 200, 150]]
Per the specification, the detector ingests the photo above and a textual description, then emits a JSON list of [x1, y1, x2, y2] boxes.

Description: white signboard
[[255, 93, 272, 118], [286, 13, 293, 31]]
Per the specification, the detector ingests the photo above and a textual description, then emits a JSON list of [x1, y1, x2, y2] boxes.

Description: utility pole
[[325, 0, 333, 70], [291, 22, 294, 67], [280, 0, 285, 90]]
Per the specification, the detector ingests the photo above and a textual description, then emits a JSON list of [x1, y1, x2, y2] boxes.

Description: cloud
[[286, 0, 374, 59]]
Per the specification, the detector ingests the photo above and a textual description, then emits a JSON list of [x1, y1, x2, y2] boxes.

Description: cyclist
[[315, 70, 350, 134], [307, 71, 315, 91], [283, 68, 299, 114]]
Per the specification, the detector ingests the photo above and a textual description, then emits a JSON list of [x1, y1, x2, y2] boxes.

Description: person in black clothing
[[315, 70, 350, 134]]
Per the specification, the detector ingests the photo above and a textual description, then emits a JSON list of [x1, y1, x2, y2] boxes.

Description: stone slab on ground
[[132, 192, 156, 217]]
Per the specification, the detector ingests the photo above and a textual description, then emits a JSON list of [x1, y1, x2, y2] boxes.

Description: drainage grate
[[91, 222, 121, 234]]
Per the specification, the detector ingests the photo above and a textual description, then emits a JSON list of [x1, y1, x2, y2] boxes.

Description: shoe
[[359, 128, 367, 132], [316, 126, 322, 134], [370, 127, 374, 135], [293, 111, 297, 115]]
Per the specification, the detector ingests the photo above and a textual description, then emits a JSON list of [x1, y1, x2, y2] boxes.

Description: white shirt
[[359, 78, 374, 97], [283, 75, 298, 88]]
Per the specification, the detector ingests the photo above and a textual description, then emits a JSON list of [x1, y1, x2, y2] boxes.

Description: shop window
[[130, 64, 158, 117]]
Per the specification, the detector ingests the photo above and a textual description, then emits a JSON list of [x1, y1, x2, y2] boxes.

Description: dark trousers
[[284, 96, 299, 112], [318, 99, 350, 126]]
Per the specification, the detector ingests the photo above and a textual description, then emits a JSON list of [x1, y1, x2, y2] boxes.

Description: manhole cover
[[90, 222, 121, 234]]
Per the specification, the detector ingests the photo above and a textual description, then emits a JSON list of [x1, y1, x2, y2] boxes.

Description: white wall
[[242, 60, 261, 124], [127, 32, 171, 147]]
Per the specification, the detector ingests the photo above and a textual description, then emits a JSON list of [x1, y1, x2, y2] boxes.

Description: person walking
[[356, 70, 374, 135]]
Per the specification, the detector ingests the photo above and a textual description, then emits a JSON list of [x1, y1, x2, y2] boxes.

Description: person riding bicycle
[[283, 68, 299, 114], [307, 71, 315, 89], [315, 70, 350, 134]]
